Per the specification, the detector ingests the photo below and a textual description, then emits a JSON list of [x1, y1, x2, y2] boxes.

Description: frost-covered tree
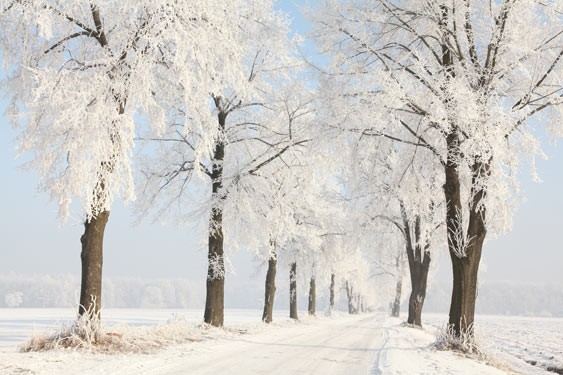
[[317, 197, 374, 314], [252, 145, 348, 320], [359, 142, 443, 325], [1, 0, 251, 328], [135, 1, 304, 327], [313, 0, 563, 338], [275, 155, 352, 319], [226, 86, 316, 324]]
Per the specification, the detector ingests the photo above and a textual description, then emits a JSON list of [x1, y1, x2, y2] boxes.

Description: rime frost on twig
[[447, 207, 474, 259]]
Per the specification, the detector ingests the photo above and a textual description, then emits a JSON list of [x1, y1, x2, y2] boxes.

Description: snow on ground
[[377, 320, 511, 375], [477, 315, 563, 374], [0, 308, 560, 374], [423, 313, 563, 375]]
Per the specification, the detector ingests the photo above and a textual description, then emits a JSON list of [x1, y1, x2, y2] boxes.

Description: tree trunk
[[329, 273, 335, 313], [204, 219, 225, 327], [289, 262, 298, 320], [262, 247, 277, 323], [354, 294, 361, 313], [443, 131, 489, 338], [399, 202, 432, 327], [308, 275, 316, 316], [447, 242, 483, 336], [78, 211, 109, 323], [204, 104, 227, 327], [447, 161, 487, 337], [346, 281, 357, 314], [407, 252, 431, 326], [391, 277, 402, 317]]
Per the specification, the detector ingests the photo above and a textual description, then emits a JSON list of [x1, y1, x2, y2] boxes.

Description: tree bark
[[443, 130, 489, 337], [204, 218, 225, 327], [262, 246, 277, 323], [407, 251, 431, 326], [308, 275, 316, 316], [446, 161, 488, 337], [399, 202, 432, 327], [346, 281, 357, 314], [78, 211, 109, 322], [447, 242, 482, 336], [204, 104, 227, 327], [329, 273, 335, 313], [289, 262, 298, 320]]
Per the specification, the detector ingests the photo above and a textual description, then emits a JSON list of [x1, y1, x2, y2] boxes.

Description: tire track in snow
[[370, 324, 390, 375]]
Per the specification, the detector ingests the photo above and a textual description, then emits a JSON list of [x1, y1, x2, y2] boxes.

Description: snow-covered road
[[162, 315, 384, 375], [1, 313, 388, 375]]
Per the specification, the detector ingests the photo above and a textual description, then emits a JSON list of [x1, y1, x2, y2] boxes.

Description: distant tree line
[[2, 274, 562, 318]]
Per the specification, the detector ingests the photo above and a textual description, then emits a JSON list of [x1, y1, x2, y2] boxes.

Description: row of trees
[[3, 273, 562, 316], [1, 0, 561, 342], [312, 0, 562, 336], [0, 0, 367, 329]]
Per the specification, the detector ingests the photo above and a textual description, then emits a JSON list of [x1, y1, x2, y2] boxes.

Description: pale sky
[[1, 1, 562, 287]]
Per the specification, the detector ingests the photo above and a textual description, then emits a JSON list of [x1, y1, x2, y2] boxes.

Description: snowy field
[[0, 309, 561, 374], [423, 314, 563, 375]]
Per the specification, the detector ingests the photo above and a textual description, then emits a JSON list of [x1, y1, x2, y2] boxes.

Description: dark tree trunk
[[446, 160, 488, 337], [308, 275, 316, 316], [346, 281, 357, 314], [407, 252, 431, 326], [329, 273, 335, 313], [443, 130, 489, 338], [447, 241, 483, 336], [399, 202, 433, 327], [289, 262, 298, 320], [78, 211, 109, 322], [391, 278, 402, 317], [204, 218, 225, 327], [262, 246, 277, 323], [204, 103, 227, 327]]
